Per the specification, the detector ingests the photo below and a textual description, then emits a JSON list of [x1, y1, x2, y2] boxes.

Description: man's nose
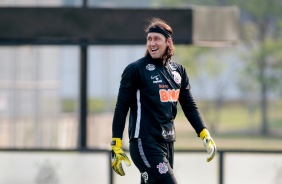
[[150, 41, 156, 46]]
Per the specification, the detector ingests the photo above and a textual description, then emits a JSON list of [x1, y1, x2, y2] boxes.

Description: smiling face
[[146, 32, 171, 59]]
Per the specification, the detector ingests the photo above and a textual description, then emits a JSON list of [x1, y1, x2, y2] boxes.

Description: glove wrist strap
[[111, 138, 122, 147], [200, 128, 210, 140]]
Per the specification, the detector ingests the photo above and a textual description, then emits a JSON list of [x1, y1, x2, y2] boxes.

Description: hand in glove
[[200, 129, 217, 162], [111, 138, 131, 176]]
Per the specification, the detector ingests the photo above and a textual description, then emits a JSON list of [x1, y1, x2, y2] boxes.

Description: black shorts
[[129, 138, 177, 184]]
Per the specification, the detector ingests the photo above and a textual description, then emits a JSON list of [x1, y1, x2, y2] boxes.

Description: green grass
[[61, 98, 282, 150], [174, 99, 282, 150]]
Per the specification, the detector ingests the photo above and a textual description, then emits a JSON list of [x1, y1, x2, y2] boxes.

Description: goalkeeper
[[111, 17, 216, 184]]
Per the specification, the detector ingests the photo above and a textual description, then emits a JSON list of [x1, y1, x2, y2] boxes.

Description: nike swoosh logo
[[151, 75, 159, 79]]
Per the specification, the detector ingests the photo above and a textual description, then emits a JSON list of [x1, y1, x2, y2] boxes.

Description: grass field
[[174, 100, 282, 150]]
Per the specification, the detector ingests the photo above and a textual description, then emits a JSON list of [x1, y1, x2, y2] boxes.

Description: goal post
[[192, 6, 239, 47]]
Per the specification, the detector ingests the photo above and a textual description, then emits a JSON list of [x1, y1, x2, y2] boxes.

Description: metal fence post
[[109, 151, 114, 184], [78, 44, 88, 150], [219, 151, 224, 184]]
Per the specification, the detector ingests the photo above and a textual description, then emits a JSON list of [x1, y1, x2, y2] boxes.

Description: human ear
[[167, 38, 172, 46]]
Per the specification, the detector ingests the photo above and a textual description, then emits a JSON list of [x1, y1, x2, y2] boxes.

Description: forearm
[[184, 108, 206, 135], [179, 88, 206, 135], [112, 107, 128, 138], [112, 87, 133, 138]]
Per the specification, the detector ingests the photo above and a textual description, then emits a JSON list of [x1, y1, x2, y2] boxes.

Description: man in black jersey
[[111, 17, 217, 184]]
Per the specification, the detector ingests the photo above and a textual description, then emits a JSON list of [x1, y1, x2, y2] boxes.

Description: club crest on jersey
[[169, 63, 178, 71], [146, 64, 156, 71], [141, 172, 149, 183], [156, 162, 168, 174], [171, 71, 181, 84]]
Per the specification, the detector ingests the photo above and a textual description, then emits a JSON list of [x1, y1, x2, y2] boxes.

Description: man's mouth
[[151, 48, 158, 52]]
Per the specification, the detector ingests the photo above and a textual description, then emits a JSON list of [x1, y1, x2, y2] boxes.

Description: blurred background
[[0, 0, 282, 184]]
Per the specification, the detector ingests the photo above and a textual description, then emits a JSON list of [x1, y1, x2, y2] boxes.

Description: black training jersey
[[112, 55, 206, 142]]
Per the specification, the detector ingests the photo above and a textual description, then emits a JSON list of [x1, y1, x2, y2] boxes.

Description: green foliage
[[174, 45, 211, 76], [88, 98, 106, 113], [239, 37, 282, 94], [229, 0, 282, 20], [159, 0, 282, 135], [152, 0, 226, 7], [61, 99, 76, 113], [61, 98, 108, 113]]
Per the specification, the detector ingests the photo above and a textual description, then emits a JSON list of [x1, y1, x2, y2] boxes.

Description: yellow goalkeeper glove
[[200, 129, 217, 162], [111, 138, 131, 176]]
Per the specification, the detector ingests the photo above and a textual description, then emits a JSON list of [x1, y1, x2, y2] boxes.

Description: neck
[[162, 58, 167, 65], [147, 54, 167, 65]]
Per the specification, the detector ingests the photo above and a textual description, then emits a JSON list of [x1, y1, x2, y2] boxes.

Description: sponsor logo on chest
[[151, 75, 162, 83], [159, 89, 180, 102]]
